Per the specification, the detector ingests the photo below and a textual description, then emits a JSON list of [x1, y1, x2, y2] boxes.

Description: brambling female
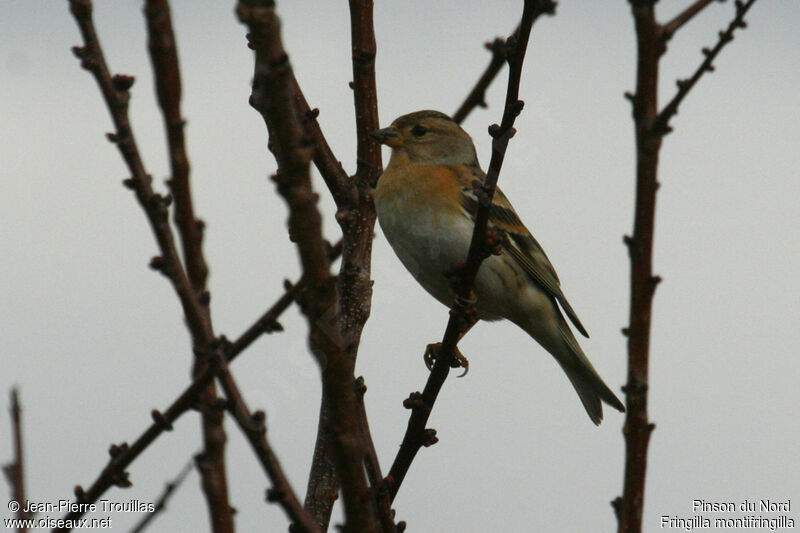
[[371, 110, 624, 425]]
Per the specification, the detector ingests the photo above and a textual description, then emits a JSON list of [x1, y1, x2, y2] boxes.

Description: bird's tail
[[554, 324, 625, 425]]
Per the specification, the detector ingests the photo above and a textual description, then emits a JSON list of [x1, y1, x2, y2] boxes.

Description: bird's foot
[[424, 343, 469, 377]]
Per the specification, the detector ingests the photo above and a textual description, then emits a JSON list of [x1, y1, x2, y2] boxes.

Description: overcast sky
[[2, 1, 798, 531]]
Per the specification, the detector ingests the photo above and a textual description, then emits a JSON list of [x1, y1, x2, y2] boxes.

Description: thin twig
[[140, 2, 234, 527], [296, 1, 387, 531], [236, 2, 377, 531], [655, 0, 757, 133], [452, 27, 517, 124], [51, 243, 340, 531], [292, 81, 354, 207], [661, 0, 718, 41], [354, 378, 396, 533], [213, 354, 321, 533], [66, 2, 234, 529], [144, 0, 208, 291], [127, 459, 194, 533], [387, 0, 556, 503], [3, 387, 29, 532], [614, 3, 758, 531]]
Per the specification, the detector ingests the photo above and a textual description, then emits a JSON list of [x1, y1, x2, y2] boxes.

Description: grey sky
[[2, 1, 798, 531]]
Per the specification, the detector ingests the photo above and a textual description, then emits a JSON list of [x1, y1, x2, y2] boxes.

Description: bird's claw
[[423, 343, 469, 377]]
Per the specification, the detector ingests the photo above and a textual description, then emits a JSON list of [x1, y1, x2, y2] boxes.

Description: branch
[[661, 0, 717, 42], [66, 2, 232, 530], [213, 354, 321, 533], [615, 3, 662, 530], [128, 459, 194, 533], [67, 0, 211, 344], [616, 5, 758, 527], [51, 246, 340, 531], [3, 387, 29, 531], [655, 0, 757, 134], [452, 29, 516, 124], [387, 0, 556, 504], [292, 82, 355, 207], [355, 378, 396, 533], [143, 0, 208, 291], [236, 2, 377, 531]]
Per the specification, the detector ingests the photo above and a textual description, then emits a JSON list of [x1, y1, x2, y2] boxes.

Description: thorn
[[250, 410, 266, 431], [122, 178, 136, 190], [621, 327, 630, 337], [149, 256, 167, 274], [267, 52, 288, 68], [623, 235, 634, 248], [151, 409, 173, 431], [354, 376, 367, 396], [110, 470, 132, 488], [509, 99, 525, 117], [74, 485, 87, 502], [402, 391, 426, 411], [71, 46, 89, 59], [422, 428, 439, 447], [266, 487, 285, 502], [260, 316, 283, 334], [199, 291, 211, 306], [108, 442, 129, 458], [305, 107, 320, 120], [106, 132, 119, 143], [624, 91, 635, 103], [111, 74, 135, 92]]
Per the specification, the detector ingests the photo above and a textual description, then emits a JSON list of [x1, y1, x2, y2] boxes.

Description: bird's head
[[371, 110, 479, 167]]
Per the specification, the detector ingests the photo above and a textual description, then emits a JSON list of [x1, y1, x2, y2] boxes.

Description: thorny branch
[[53, 241, 341, 531], [661, 0, 718, 41], [3, 388, 29, 531], [452, 26, 518, 124], [212, 353, 322, 533], [656, 0, 757, 133], [614, 1, 757, 532], [386, 0, 556, 504], [66, 1, 233, 530], [128, 459, 194, 533], [299, 0, 387, 531], [236, 2, 378, 532]]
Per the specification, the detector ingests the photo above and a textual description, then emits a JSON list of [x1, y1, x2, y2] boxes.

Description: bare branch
[[452, 28, 517, 124], [213, 354, 321, 533], [655, 0, 757, 133], [387, 0, 556, 504], [615, 3, 663, 530], [51, 242, 340, 531], [661, 0, 718, 41], [236, 2, 378, 531], [3, 387, 30, 531], [66, 1, 232, 529], [128, 459, 194, 533], [143, 0, 208, 291]]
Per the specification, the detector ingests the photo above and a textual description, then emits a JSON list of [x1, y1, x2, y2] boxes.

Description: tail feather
[[561, 362, 625, 425], [555, 322, 625, 425]]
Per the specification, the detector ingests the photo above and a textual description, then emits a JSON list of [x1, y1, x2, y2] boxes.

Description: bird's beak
[[370, 127, 403, 147]]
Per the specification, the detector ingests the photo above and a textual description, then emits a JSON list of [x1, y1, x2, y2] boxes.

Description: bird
[[370, 110, 625, 425]]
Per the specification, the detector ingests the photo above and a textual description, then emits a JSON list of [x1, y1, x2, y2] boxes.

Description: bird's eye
[[411, 125, 428, 137]]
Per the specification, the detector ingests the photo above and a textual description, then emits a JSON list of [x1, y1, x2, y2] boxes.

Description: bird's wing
[[454, 166, 589, 338]]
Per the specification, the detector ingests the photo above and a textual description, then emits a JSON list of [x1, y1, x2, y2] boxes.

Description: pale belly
[[375, 193, 530, 322]]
